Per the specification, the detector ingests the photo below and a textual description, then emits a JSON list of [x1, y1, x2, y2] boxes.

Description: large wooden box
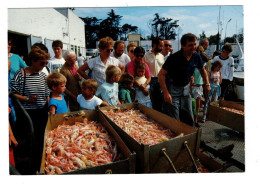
[[207, 100, 244, 133], [99, 103, 202, 173], [40, 110, 136, 174]]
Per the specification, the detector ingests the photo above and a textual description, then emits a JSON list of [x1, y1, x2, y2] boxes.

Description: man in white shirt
[[162, 40, 172, 61], [144, 37, 164, 112], [47, 40, 66, 73], [111, 40, 131, 67], [77, 53, 85, 67]]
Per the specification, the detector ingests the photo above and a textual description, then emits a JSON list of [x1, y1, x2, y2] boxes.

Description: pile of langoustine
[[220, 106, 244, 115], [44, 118, 122, 175], [102, 108, 179, 145]]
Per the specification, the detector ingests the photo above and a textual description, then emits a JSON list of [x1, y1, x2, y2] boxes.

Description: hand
[[9, 133, 18, 147], [205, 85, 211, 96], [29, 95, 39, 102], [75, 73, 82, 81], [163, 92, 172, 104]]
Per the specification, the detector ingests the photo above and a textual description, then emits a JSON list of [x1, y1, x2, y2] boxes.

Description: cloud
[[198, 23, 211, 29]]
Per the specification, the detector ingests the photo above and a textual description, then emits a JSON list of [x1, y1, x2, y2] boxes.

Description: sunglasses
[[130, 50, 134, 53], [136, 54, 144, 58], [164, 44, 172, 47], [8, 42, 12, 46], [106, 49, 113, 53]]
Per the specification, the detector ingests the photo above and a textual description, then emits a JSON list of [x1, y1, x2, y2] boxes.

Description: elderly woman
[[78, 36, 125, 85], [10, 48, 50, 174], [60, 50, 82, 112], [127, 42, 137, 61]]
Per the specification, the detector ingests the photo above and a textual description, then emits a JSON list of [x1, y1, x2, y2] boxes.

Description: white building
[[8, 8, 86, 62]]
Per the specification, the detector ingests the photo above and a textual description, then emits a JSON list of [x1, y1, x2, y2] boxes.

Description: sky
[[73, 6, 243, 40]]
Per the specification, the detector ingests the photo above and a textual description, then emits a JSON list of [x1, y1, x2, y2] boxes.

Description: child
[[47, 40, 65, 73], [96, 65, 121, 106], [134, 63, 152, 108], [77, 79, 109, 110], [46, 72, 69, 114], [119, 73, 134, 104], [190, 67, 203, 127], [201, 60, 223, 123]]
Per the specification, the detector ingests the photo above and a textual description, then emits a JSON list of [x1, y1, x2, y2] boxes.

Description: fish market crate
[[40, 110, 136, 174], [207, 100, 244, 133], [99, 103, 202, 173]]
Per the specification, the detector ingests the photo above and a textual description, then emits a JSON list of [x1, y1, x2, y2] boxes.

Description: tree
[[121, 24, 138, 40], [80, 16, 101, 48], [97, 9, 123, 40], [150, 13, 179, 40], [199, 31, 207, 40], [208, 34, 220, 45]]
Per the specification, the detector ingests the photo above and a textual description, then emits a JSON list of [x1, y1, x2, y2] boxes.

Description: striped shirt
[[10, 69, 50, 109]]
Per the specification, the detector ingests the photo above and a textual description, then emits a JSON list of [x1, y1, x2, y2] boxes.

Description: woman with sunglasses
[[10, 48, 50, 174], [78, 36, 125, 85], [126, 46, 151, 94], [8, 37, 27, 84], [127, 42, 137, 61]]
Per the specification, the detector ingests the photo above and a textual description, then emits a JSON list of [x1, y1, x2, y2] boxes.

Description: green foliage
[[150, 13, 179, 40]]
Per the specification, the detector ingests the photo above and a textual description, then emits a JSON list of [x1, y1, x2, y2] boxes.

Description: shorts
[[191, 85, 203, 99]]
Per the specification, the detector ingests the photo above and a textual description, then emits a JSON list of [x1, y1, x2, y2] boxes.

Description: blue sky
[[73, 6, 243, 39]]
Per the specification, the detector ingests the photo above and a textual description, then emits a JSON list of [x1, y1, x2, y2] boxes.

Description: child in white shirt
[[134, 62, 152, 108], [77, 79, 108, 110]]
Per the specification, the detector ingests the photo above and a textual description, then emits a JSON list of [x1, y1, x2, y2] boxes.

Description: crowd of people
[[8, 33, 235, 174]]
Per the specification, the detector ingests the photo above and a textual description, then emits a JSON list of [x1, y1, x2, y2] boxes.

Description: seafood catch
[[102, 109, 177, 145], [45, 119, 121, 174], [220, 106, 244, 115]]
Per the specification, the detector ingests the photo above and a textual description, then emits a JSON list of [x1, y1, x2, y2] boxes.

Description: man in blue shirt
[[158, 33, 211, 127]]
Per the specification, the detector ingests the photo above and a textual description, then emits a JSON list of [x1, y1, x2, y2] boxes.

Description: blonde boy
[[77, 79, 109, 110], [46, 72, 68, 114], [96, 65, 121, 105]]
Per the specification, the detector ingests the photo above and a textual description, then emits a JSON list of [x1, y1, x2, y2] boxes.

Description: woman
[[127, 46, 151, 88], [8, 37, 27, 83], [60, 50, 82, 112], [78, 36, 125, 85], [10, 48, 50, 174], [127, 42, 137, 61]]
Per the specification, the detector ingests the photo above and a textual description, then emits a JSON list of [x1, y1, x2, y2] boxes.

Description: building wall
[[8, 8, 85, 57]]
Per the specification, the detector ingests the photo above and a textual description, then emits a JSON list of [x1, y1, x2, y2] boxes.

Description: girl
[[201, 60, 223, 123]]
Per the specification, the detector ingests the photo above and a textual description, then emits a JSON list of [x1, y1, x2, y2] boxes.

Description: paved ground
[[197, 108, 245, 172]]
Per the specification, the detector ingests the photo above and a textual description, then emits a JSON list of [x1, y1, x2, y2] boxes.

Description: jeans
[[150, 78, 163, 112], [163, 83, 194, 127]]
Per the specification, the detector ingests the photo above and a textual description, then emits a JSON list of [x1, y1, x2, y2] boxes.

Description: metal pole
[[224, 18, 232, 43]]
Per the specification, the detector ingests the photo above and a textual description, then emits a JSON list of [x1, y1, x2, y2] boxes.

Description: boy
[[46, 72, 68, 114], [134, 63, 152, 108], [96, 65, 121, 106], [212, 44, 234, 100], [47, 40, 66, 73], [77, 79, 108, 110], [119, 73, 134, 104]]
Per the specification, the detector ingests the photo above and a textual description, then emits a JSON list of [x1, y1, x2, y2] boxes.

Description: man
[[77, 53, 85, 67], [158, 33, 210, 127], [47, 40, 66, 73], [111, 40, 131, 67], [144, 37, 164, 112], [197, 38, 209, 65], [212, 44, 234, 100], [162, 40, 172, 61]]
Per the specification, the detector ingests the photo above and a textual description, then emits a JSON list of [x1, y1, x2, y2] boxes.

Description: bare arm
[[158, 68, 172, 104], [77, 62, 90, 80], [49, 105, 56, 115], [199, 67, 211, 94]]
